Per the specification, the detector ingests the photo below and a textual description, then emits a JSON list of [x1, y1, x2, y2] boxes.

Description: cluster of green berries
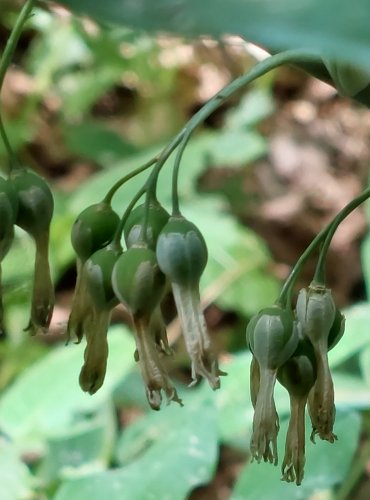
[[247, 281, 345, 485], [69, 197, 224, 409], [0, 168, 54, 337]]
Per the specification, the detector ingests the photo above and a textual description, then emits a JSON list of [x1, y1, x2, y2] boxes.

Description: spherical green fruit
[[112, 247, 166, 316], [156, 217, 207, 287], [10, 169, 53, 238], [85, 246, 120, 309], [71, 202, 119, 262], [124, 201, 169, 249]]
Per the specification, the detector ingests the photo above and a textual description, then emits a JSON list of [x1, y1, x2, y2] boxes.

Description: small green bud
[[124, 201, 169, 250], [156, 216, 207, 288], [323, 56, 370, 96], [71, 202, 119, 262], [112, 247, 166, 317]]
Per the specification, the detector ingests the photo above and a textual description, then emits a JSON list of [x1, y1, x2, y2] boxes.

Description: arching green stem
[[102, 156, 158, 205], [111, 186, 146, 248], [0, 0, 35, 170], [279, 185, 370, 305], [313, 185, 370, 283], [170, 49, 321, 215]]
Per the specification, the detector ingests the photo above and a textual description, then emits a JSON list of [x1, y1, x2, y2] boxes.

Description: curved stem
[[103, 156, 158, 205], [111, 186, 146, 248], [170, 49, 321, 215], [313, 186, 370, 283], [279, 185, 370, 305], [0, 0, 35, 170]]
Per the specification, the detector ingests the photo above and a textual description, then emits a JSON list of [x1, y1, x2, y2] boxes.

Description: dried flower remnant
[[78, 245, 120, 394], [156, 216, 224, 389], [278, 340, 317, 485]]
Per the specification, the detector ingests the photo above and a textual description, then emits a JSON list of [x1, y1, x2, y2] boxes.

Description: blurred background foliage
[[0, 2, 370, 500]]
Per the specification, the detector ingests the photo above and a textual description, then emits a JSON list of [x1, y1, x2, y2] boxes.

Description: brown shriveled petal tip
[[133, 315, 183, 410], [250, 368, 279, 466], [78, 309, 111, 395]]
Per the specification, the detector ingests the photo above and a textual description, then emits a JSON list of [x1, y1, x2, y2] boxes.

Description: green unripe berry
[[10, 169, 53, 238], [247, 306, 299, 371], [71, 202, 119, 262], [156, 216, 207, 287], [84, 246, 120, 309], [112, 247, 166, 317], [124, 201, 169, 250]]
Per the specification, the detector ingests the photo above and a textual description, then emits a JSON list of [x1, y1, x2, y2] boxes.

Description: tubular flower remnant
[[79, 244, 120, 394], [277, 340, 317, 485]]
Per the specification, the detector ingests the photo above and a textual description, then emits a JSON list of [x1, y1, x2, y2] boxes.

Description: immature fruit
[[0, 177, 15, 258], [84, 245, 121, 310], [156, 216, 208, 287], [71, 202, 120, 262], [10, 169, 53, 238], [124, 201, 169, 249], [112, 247, 166, 316], [9, 169, 54, 335], [247, 305, 299, 465]]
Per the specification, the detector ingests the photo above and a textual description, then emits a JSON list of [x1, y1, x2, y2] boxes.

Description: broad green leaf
[[62, 121, 137, 165], [329, 303, 370, 368], [232, 411, 361, 500], [359, 345, 370, 387], [39, 403, 117, 485], [0, 326, 135, 451], [361, 231, 370, 298], [55, 0, 370, 73], [54, 400, 218, 500], [333, 372, 370, 410], [181, 199, 279, 315], [208, 129, 267, 168], [0, 439, 34, 500]]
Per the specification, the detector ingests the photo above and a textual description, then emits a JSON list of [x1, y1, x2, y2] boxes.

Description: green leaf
[[0, 439, 34, 500], [359, 345, 370, 387], [181, 199, 279, 315], [55, 0, 370, 72], [329, 303, 370, 368], [208, 129, 267, 168], [0, 326, 135, 452], [39, 403, 117, 485], [55, 400, 218, 500], [232, 411, 361, 499], [62, 121, 137, 165], [333, 372, 370, 410]]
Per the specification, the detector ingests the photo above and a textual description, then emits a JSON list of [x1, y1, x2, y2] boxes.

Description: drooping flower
[[247, 305, 299, 465], [112, 245, 182, 409], [277, 339, 317, 485], [10, 169, 54, 335], [156, 216, 224, 389], [296, 282, 337, 442]]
